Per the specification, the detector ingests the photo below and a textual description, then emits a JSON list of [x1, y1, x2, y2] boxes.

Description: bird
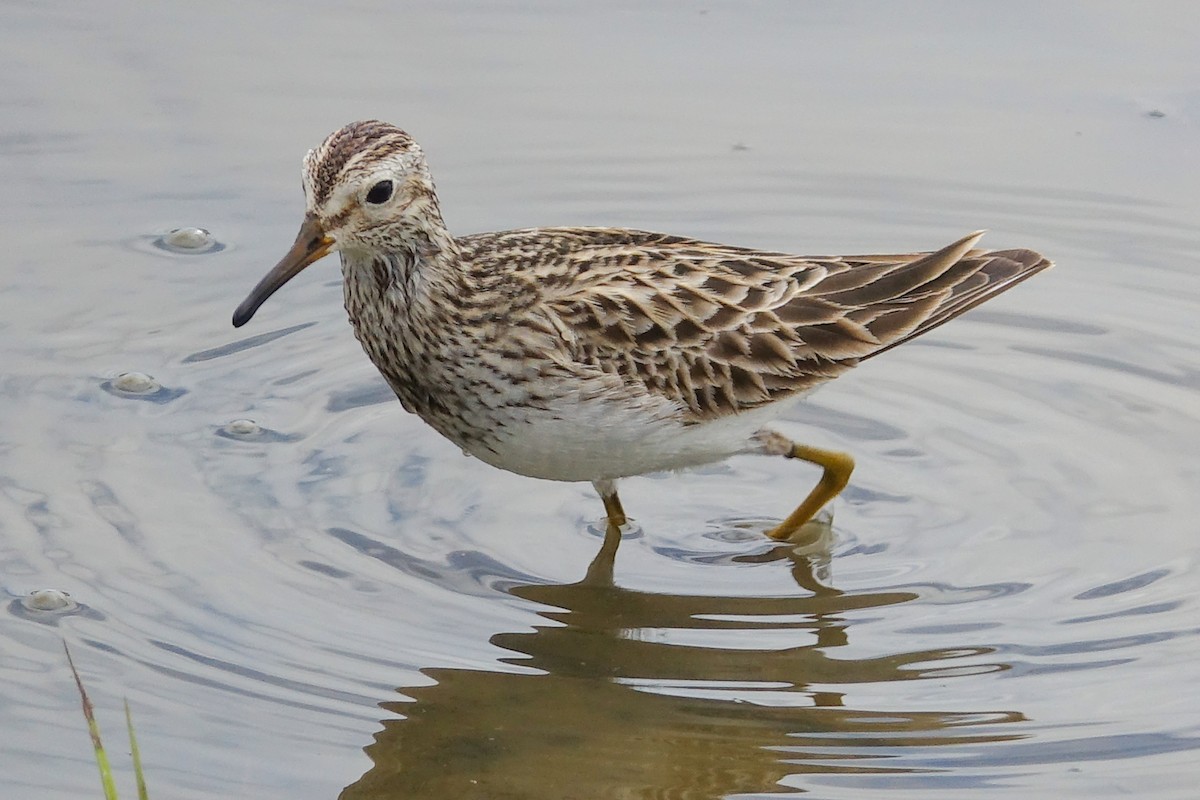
[[232, 120, 1052, 541]]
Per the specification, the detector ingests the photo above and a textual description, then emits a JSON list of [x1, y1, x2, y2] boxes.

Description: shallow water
[[2, 2, 1199, 798]]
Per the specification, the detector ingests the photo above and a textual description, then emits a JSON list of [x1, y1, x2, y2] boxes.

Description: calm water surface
[[2, 3, 1198, 798]]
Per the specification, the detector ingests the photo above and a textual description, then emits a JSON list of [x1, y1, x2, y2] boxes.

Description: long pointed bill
[[232, 214, 334, 327]]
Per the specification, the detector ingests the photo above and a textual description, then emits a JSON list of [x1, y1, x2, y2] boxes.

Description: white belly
[[470, 386, 788, 483]]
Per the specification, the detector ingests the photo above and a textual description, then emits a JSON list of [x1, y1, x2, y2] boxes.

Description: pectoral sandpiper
[[232, 120, 1051, 540]]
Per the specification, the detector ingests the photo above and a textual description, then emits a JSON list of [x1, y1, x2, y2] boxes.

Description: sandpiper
[[233, 120, 1051, 540]]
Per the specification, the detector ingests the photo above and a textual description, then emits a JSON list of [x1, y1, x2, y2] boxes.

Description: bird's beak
[[232, 214, 334, 327]]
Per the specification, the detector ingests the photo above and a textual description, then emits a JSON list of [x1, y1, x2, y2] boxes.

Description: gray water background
[[2, 2, 1199, 798]]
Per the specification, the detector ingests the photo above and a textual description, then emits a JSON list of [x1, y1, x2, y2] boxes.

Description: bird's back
[[454, 227, 1052, 422]]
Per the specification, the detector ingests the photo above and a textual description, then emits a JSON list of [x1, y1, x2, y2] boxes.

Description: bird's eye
[[365, 179, 394, 205]]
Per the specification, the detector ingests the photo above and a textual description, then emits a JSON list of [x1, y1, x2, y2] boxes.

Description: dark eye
[[365, 179, 394, 205]]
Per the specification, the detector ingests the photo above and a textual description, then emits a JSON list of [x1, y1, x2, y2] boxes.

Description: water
[[2, 2, 1199, 798]]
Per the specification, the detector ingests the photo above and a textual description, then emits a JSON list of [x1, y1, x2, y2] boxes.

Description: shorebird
[[232, 120, 1051, 540]]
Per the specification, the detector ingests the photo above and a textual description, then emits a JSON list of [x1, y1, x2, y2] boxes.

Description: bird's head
[[233, 120, 436, 327]]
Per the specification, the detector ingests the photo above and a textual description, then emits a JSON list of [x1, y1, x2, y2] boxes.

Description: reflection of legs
[[593, 479, 627, 529], [756, 431, 855, 541], [582, 516, 623, 587]]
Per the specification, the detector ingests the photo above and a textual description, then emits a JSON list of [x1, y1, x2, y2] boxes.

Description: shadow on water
[[339, 526, 1027, 799]]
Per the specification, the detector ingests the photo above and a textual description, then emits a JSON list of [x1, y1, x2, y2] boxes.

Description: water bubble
[[215, 420, 299, 443], [22, 589, 78, 613], [224, 418, 262, 436], [147, 227, 226, 255], [165, 227, 214, 249], [100, 372, 187, 403], [111, 371, 160, 394]]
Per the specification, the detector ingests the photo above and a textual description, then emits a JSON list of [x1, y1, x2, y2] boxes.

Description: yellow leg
[[594, 480, 627, 529], [765, 443, 855, 541], [601, 492, 627, 528]]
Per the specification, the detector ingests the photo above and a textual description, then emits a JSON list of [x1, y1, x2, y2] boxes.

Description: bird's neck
[[339, 211, 479, 418], [341, 201, 467, 324]]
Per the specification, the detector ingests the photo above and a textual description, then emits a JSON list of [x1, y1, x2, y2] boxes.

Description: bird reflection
[[340, 525, 1025, 799]]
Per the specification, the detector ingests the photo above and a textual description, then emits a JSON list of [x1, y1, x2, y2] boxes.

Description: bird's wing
[[468, 228, 1052, 420]]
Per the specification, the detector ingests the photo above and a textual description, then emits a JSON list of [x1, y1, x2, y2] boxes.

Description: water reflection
[[340, 527, 1026, 799]]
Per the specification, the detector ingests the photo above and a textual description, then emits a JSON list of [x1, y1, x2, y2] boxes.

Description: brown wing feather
[[461, 228, 1052, 420]]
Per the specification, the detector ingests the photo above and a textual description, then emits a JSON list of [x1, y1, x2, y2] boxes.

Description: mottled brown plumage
[[233, 120, 1053, 540], [455, 227, 1048, 420]]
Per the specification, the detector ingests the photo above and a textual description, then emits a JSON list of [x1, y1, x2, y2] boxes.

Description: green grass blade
[[125, 699, 149, 800], [64, 642, 121, 800]]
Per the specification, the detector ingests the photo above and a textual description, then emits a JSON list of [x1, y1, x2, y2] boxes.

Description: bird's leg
[[756, 431, 855, 541], [592, 479, 627, 530]]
